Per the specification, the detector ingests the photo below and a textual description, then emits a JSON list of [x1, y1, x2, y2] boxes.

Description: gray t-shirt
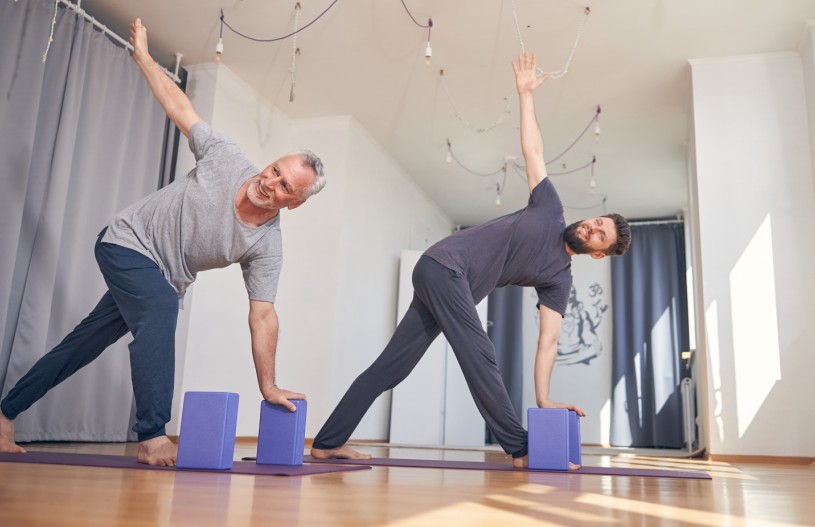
[[424, 178, 572, 315], [102, 122, 282, 302]]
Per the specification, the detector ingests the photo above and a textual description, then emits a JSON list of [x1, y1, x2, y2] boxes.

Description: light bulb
[[214, 38, 224, 62], [424, 42, 432, 66], [594, 121, 601, 142], [445, 150, 452, 163], [495, 195, 501, 207], [590, 175, 596, 194]]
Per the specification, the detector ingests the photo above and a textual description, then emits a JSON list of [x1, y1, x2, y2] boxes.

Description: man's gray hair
[[292, 149, 326, 198]]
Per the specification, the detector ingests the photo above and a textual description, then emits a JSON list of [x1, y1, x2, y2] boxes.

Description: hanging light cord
[[546, 105, 600, 165], [511, 156, 595, 176], [445, 102, 600, 180], [219, 0, 340, 43], [442, 3, 590, 134], [399, 0, 431, 29], [511, 0, 591, 79], [564, 195, 607, 212], [400, 0, 433, 51], [507, 162, 606, 212], [441, 70, 515, 134], [289, 4, 301, 101], [447, 139, 506, 177]]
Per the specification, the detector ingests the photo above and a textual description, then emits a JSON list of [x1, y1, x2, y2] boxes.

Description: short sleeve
[[188, 122, 241, 163], [241, 253, 283, 303], [527, 178, 562, 211], [535, 276, 572, 317], [188, 122, 214, 161]]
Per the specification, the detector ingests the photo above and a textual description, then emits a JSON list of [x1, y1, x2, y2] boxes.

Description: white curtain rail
[[58, 0, 182, 83], [628, 218, 684, 226]]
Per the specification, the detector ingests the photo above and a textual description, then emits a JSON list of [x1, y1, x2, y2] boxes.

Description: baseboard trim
[[708, 454, 815, 465], [234, 437, 314, 446]]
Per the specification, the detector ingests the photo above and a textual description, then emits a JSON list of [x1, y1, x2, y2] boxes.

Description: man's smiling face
[[247, 155, 316, 211], [564, 216, 618, 257]]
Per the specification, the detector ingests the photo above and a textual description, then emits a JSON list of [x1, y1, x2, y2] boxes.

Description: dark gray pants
[[313, 256, 528, 457]]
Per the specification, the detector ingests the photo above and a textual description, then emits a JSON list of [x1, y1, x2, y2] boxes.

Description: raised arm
[[130, 18, 202, 138], [534, 304, 585, 416], [248, 300, 305, 412], [512, 52, 549, 193]]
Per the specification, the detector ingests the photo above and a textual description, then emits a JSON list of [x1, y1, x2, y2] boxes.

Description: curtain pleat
[[0, 0, 167, 441], [610, 223, 690, 448], [485, 285, 525, 443]]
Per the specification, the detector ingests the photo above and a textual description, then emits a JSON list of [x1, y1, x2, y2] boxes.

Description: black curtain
[[610, 222, 690, 448], [485, 285, 525, 444]]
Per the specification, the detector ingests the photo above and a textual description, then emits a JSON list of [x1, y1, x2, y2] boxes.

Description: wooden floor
[[1, 441, 813, 526]]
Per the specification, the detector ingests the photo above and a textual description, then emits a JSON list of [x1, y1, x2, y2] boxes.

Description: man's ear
[[287, 200, 306, 210], [590, 251, 606, 260]]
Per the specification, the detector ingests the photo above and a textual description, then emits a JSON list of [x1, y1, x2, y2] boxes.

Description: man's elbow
[[249, 301, 277, 322], [167, 105, 199, 135], [537, 335, 559, 352]]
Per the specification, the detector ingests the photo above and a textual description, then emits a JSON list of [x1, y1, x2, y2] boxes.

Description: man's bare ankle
[[311, 444, 371, 460], [137, 435, 177, 466], [512, 455, 528, 468], [310, 446, 332, 459], [0, 414, 26, 454]]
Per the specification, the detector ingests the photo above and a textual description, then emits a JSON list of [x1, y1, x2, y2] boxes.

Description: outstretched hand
[[129, 18, 150, 63], [263, 386, 306, 412], [512, 52, 549, 95], [538, 399, 586, 417]]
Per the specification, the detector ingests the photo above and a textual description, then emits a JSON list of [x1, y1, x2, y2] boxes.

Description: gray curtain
[[0, 0, 167, 441], [610, 222, 690, 448], [485, 286, 524, 444]]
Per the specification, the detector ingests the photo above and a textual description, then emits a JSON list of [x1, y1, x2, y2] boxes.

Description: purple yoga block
[[256, 400, 307, 466], [177, 392, 240, 470], [569, 410, 582, 466], [527, 408, 570, 471]]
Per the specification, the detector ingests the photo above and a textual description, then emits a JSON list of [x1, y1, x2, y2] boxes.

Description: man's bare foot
[[0, 411, 26, 454], [512, 456, 580, 470], [311, 444, 372, 460], [137, 435, 177, 466]]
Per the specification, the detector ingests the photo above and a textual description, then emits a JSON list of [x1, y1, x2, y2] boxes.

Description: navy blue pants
[[0, 231, 178, 441], [312, 256, 528, 457]]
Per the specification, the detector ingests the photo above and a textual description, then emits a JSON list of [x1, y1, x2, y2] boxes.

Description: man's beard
[[564, 221, 592, 255], [246, 177, 278, 211]]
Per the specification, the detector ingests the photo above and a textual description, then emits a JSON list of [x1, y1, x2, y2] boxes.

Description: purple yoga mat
[[297, 455, 711, 480], [0, 451, 370, 477]]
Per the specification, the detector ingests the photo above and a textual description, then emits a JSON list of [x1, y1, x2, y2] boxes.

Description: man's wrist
[[134, 53, 155, 70]]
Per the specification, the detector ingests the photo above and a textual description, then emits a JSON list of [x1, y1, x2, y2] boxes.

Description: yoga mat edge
[[0, 451, 370, 477]]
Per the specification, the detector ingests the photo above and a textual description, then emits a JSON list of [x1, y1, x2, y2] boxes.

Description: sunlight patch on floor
[[575, 493, 791, 527], [387, 501, 566, 527]]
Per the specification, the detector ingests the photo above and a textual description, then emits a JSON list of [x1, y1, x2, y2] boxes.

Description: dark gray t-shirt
[[102, 122, 282, 302], [424, 178, 572, 315]]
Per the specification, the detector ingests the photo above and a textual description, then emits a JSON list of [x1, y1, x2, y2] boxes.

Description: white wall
[[689, 51, 815, 456], [521, 256, 614, 446], [801, 21, 815, 200], [331, 120, 451, 439], [389, 250, 487, 447], [167, 63, 452, 438]]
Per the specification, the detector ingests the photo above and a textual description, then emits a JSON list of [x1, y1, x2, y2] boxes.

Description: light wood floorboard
[[0, 441, 813, 526]]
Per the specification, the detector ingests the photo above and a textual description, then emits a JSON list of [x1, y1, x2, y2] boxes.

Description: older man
[[0, 18, 325, 466]]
